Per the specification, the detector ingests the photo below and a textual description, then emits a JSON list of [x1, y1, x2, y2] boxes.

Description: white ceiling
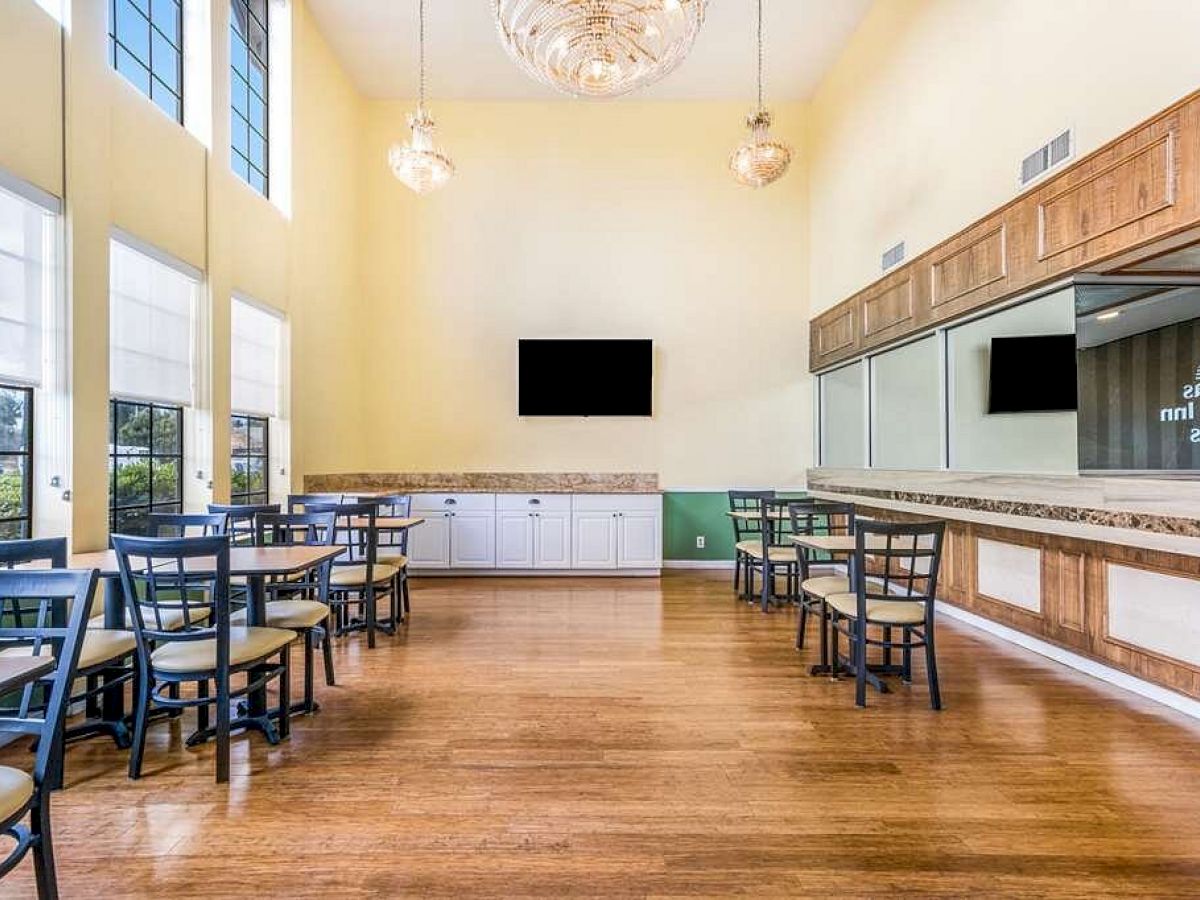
[[306, 1, 873, 102]]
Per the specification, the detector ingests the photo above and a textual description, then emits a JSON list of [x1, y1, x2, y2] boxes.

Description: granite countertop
[[304, 472, 661, 494]]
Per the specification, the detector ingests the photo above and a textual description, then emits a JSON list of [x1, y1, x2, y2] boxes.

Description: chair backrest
[[208, 503, 280, 545], [287, 493, 343, 514], [147, 512, 228, 538], [853, 520, 946, 616], [0, 537, 68, 570], [787, 500, 855, 569], [255, 511, 337, 601], [353, 494, 411, 555], [111, 534, 230, 655], [755, 497, 798, 549], [0, 568, 96, 788], [306, 502, 378, 573], [728, 490, 775, 542]]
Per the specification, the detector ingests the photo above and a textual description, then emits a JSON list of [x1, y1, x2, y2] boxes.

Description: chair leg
[[365, 586, 377, 649], [795, 601, 808, 650], [215, 668, 230, 785], [85, 673, 101, 719], [925, 625, 942, 711], [303, 630, 315, 714], [30, 795, 57, 900], [854, 619, 868, 708], [732, 552, 741, 595], [902, 637, 913, 684], [277, 644, 291, 740], [196, 678, 210, 734], [401, 572, 411, 619], [321, 624, 336, 687], [166, 682, 182, 718], [128, 664, 151, 781], [829, 615, 840, 680], [819, 600, 830, 674]]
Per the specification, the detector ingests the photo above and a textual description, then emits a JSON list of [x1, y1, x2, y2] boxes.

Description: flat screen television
[[987, 334, 1078, 414], [518, 339, 653, 417]]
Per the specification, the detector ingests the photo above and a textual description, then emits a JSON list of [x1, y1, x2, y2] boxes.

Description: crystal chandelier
[[388, 0, 454, 194], [730, 0, 791, 188], [494, 0, 708, 99]]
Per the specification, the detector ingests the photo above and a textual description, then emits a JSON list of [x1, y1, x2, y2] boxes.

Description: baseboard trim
[[936, 601, 1200, 721], [663, 559, 735, 570], [411, 569, 661, 578]]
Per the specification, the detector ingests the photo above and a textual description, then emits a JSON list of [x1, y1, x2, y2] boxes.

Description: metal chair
[[745, 497, 801, 612], [826, 520, 946, 709], [308, 502, 396, 649], [112, 534, 294, 783], [207, 503, 280, 545], [727, 490, 775, 599], [286, 493, 342, 514], [0, 567, 95, 899], [789, 501, 856, 655], [146, 512, 228, 538], [352, 494, 412, 623]]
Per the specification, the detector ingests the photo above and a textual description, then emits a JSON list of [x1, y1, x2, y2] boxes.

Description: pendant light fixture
[[388, 0, 455, 195], [729, 0, 791, 188], [494, 0, 708, 99]]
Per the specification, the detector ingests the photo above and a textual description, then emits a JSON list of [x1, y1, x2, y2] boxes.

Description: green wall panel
[[662, 491, 810, 561]]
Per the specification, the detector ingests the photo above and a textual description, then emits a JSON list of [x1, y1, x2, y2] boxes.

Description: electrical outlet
[[695, 535, 706, 549]]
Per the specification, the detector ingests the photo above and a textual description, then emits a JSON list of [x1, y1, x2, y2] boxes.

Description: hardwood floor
[[4, 571, 1200, 897]]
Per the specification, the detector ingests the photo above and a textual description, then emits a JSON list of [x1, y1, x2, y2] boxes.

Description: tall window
[[0, 387, 33, 539], [109, 238, 197, 535], [109, 0, 184, 123], [231, 0, 269, 195], [230, 414, 268, 504], [109, 400, 183, 534]]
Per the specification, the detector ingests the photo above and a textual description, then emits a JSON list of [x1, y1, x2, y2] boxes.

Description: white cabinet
[[407, 511, 451, 567], [450, 512, 496, 567], [572, 494, 662, 570], [411, 494, 496, 569], [496, 512, 536, 568], [618, 510, 661, 569], [497, 495, 573, 569], [572, 512, 619, 569], [534, 511, 572, 568]]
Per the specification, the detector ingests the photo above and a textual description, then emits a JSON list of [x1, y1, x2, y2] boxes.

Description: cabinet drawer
[[497, 493, 572, 512], [411, 493, 496, 512], [572, 493, 662, 512]]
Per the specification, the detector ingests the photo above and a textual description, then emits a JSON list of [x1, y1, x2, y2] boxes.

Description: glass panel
[[0, 520, 25, 540], [248, 54, 266, 96], [151, 30, 179, 91], [231, 71, 249, 117], [231, 458, 249, 497], [232, 151, 250, 182], [114, 402, 151, 454], [151, 79, 180, 122], [152, 406, 180, 454], [231, 415, 249, 452], [114, 456, 151, 506], [246, 457, 265, 493], [150, 0, 179, 41], [0, 388, 30, 453], [820, 361, 866, 467], [0, 456, 28, 520], [115, 46, 152, 96], [249, 129, 265, 170], [249, 168, 266, 195], [247, 19, 267, 66], [248, 418, 266, 454], [872, 335, 942, 469], [231, 113, 248, 156], [152, 458, 180, 503], [114, 507, 149, 536], [128, 0, 149, 15], [248, 94, 265, 132], [230, 26, 248, 77], [248, 0, 267, 28], [116, 0, 151, 60]]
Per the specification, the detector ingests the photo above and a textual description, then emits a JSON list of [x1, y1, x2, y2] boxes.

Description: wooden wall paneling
[[809, 297, 861, 370], [860, 267, 927, 351], [928, 221, 1011, 322]]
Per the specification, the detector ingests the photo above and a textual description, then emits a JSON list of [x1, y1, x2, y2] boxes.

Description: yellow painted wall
[[0, 0, 368, 550], [807, 0, 1200, 314], [358, 100, 811, 490]]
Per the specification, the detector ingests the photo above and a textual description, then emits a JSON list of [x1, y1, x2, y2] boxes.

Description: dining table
[[0, 656, 56, 696], [68, 544, 345, 746]]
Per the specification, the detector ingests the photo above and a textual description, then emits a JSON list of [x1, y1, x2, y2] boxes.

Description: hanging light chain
[[418, 0, 427, 110], [756, 0, 764, 114]]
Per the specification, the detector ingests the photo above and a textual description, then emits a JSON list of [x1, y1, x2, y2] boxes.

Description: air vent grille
[[1020, 129, 1073, 187], [881, 241, 905, 272]]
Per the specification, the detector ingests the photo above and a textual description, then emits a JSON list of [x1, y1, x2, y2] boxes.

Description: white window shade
[[231, 297, 281, 418], [0, 188, 51, 386], [109, 239, 196, 406]]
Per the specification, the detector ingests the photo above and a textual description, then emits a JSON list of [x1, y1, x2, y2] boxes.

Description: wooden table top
[[0, 656, 56, 694], [349, 516, 424, 530], [725, 510, 791, 521], [791, 534, 895, 553], [68, 545, 345, 578]]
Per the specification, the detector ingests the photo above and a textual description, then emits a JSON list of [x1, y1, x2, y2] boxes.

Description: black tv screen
[[518, 339, 653, 417], [987, 334, 1078, 414]]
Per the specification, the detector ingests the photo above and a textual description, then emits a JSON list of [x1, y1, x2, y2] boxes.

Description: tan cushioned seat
[[150, 626, 294, 674], [1, 628, 137, 671], [736, 541, 795, 564], [377, 553, 408, 569], [329, 563, 398, 587], [826, 592, 925, 625], [0, 766, 33, 824], [231, 600, 329, 630], [801, 575, 850, 599], [137, 605, 211, 632]]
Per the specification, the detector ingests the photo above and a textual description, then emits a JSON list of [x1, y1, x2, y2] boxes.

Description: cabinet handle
[[445, 498, 457, 505], [529, 498, 540, 505]]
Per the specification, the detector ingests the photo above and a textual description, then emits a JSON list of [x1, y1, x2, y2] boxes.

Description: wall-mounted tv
[[518, 339, 653, 417], [987, 334, 1078, 414]]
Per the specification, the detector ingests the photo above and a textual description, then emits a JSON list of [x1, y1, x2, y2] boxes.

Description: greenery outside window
[[231, 413, 268, 504], [109, 399, 184, 535], [0, 386, 33, 540]]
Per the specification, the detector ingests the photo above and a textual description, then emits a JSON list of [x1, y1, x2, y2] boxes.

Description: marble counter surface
[[304, 472, 661, 494]]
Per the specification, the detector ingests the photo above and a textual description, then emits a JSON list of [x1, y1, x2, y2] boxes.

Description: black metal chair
[[308, 502, 396, 649], [112, 534, 295, 783], [746, 497, 802, 612], [207, 503, 280, 545], [0, 539, 137, 754], [147, 512, 227, 538], [231, 511, 337, 715], [826, 520, 946, 709], [0, 567, 95, 899], [287, 493, 342, 514], [789, 501, 857, 654], [352, 494, 412, 623], [727, 490, 776, 599]]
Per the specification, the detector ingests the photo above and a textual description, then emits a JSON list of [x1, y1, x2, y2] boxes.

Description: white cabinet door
[[496, 512, 535, 568], [617, 511, 661, 569], [408, 512, 451, 568], [450, 511, 497, 568], [572, 512, 618, 569], [535, 512, 572, 569]]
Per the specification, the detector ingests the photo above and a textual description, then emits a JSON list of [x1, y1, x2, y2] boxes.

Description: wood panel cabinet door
[[617, 511, 661, 569], [450, 512, 496, 568], [496, 512, 535, 568], [572, 512, 618, 569], [534, 512, 572, 569], [407, 512, 451, 568]]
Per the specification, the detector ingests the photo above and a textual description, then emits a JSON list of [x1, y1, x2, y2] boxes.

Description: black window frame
[[230, 0, 270, 196], [108, 0, 185, 125], [230, 412, 269, 506], [0, 385, 34, 541], [109, 398, 185, 536]]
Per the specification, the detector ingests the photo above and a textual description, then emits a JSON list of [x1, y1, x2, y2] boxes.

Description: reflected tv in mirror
[[518, 339, 653, 417]]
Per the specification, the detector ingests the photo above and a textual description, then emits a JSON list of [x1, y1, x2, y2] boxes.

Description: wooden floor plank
[[2, 571, 1200, 898]]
